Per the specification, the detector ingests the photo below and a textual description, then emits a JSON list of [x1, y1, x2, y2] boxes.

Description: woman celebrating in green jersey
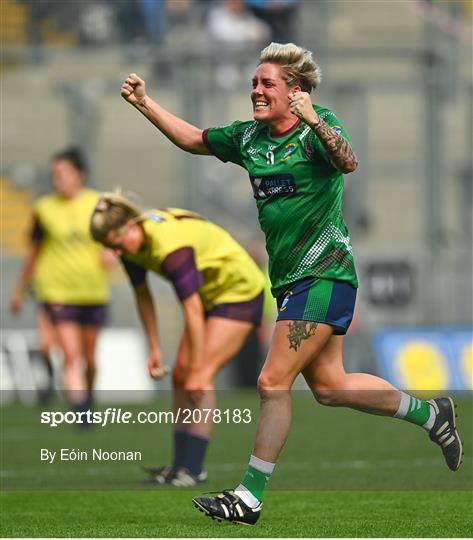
[[121, 42, 462, 524]]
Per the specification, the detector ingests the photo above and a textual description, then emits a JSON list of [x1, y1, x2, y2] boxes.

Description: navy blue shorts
[[276, 277, 357, 335], [42, 303, 108, 327], [206, 292, 264, 325]]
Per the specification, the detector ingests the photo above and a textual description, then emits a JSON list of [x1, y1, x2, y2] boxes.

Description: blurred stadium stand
[[1, 0, 472, 390], [0, 177, 33, 256]]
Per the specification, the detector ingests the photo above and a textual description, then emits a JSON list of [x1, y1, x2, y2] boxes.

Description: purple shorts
[[42, 303, 107, 327], [206, 292, 264, 325]]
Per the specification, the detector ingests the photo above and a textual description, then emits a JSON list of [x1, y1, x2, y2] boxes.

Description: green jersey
[[203, 105, 358, 297]]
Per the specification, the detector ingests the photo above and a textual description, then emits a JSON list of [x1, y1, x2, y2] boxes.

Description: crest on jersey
[[332, 125, 343, 135], [281, 143, 297, 162]]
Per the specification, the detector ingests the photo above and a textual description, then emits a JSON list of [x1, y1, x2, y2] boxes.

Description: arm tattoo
[[312, 120, 358, 173], [287, 321, 318, 351]]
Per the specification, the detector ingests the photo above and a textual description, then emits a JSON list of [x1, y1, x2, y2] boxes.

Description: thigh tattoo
[[287, 321, 318, 351]]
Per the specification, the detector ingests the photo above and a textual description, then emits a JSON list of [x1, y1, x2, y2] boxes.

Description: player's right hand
[[121, 73, 147, 106]]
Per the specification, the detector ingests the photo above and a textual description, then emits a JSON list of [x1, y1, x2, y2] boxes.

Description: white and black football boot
[[192, 489, 262, 525], [144, 465, 175, 484], [170, 467, 207, 487], [429, 397, 463, 471]]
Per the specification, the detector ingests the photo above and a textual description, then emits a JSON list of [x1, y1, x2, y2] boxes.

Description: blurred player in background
[[10, 147, 111, 416], [90, 193, 265, 486], [120, 42, 463, 523]]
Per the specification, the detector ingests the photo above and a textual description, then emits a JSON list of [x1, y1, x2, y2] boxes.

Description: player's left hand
[[289, 91, 319, 126]]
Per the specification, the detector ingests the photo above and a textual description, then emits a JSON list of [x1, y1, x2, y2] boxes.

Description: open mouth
[[254, 100, 269, 110]]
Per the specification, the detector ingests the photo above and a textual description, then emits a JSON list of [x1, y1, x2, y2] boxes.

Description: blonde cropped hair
[[90, 191, 143, 247], [259, 42, 322, 93]]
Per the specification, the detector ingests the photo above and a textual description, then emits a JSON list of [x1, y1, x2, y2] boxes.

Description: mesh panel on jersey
[[287, 222, 354, 282], [234, 121, 262, 152], [302, 131, 316, 160], [286, 212, 346, 267], [286, 224, 333, 280], [286, 220, 320, 265], [312, 247, 356, 276]]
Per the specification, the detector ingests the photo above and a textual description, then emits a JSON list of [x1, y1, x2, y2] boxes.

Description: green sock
[[394, 391, 433, 427], [241, 465, 271, 501], [237, 455, 275, 504]]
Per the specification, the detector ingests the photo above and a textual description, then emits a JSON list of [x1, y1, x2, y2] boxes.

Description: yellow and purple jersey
[[32, 189, 109, 304], [121, 208, 264, 311]]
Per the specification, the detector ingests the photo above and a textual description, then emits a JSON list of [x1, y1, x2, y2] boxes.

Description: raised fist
[[121, 73, 147, 106]]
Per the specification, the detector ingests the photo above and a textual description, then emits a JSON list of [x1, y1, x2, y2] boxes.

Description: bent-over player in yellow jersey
[[90, 193, 265, 487], [121, 207, 263, 311]]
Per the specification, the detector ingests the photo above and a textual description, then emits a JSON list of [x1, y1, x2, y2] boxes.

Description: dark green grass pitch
[[1, 392, 472, 537], [1, 490, 472, 537]]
